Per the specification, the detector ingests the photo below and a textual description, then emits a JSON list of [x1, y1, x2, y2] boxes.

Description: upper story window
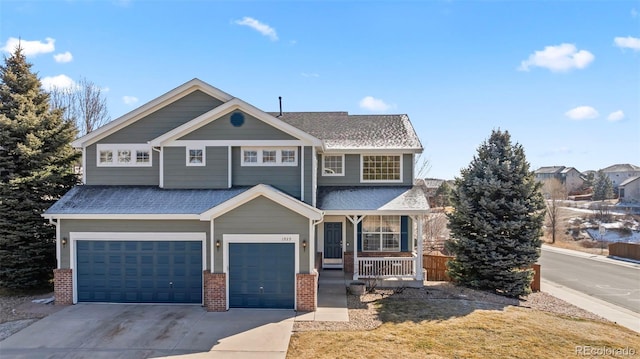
[[322, 154, 344, 176], [241, 147, 297, 167], [361, 155, 402, 182], [187, 147, 205, 166], [362, 215, 400, 252], [97, 144, 152, 167]]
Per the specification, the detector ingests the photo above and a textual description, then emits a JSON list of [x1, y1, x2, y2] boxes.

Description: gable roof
[[149, 99, 321, 147], [271, 112, 423, 153], [535, 166, 566, 174], [71, 78, 233, 148], [620, 176, 640, 187], [199, 184, 322, 220], [601, 163, 640, 173]]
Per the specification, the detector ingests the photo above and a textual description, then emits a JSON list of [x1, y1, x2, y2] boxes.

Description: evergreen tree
[[434, 181, 452, 208], [0, 46, 79, 289], [592, 170, 614, 200], [445, 130, 545, 297]]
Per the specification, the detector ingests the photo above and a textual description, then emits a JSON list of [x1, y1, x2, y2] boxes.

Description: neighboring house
[[619, 176, 640, 203], [601, 164, 640, 189], [534, 166, 584, 195], [43, 79, 429, 312]]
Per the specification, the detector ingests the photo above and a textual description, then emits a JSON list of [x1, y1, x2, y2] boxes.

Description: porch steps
[[295, 269, 349, 322]]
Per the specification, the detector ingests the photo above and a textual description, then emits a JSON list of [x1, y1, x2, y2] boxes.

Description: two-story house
[[43, 79, 429, 312], [601, 163, 640, 190], [534, 166, 584, 196]]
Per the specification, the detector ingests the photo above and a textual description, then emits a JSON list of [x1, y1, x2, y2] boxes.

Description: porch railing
[[356, 254, 417, 279]]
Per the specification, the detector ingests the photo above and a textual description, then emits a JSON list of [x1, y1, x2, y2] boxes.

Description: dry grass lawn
[[288, 298, 640, 359]]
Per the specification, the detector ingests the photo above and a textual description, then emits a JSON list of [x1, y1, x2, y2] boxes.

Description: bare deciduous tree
[[422, 212, 449, 253], [49, 77, 109, 136], [542, 178, 567, 244]]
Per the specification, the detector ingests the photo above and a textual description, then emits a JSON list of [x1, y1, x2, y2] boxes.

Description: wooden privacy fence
[[423, 254, 541, 292], [609, 242, 640, 261], [423, 254, 453, 281]]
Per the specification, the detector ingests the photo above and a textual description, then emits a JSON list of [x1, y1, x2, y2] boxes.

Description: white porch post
[[416, 215, 424, 281], [347, 215, 364, 280]]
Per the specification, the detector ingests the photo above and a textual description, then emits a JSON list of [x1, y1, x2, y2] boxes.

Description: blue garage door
[[76, 240, 202, 303], [229, 243, 295, 309]]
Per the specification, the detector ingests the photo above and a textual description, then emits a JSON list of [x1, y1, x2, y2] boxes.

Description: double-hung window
[[361, 155, 402, 182], [362, 216, 400, 252], [241, 147, 297, 166], [322, 154, 344, 176], [187, 147, 205, 166]]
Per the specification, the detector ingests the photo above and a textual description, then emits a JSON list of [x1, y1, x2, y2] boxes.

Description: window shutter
[[357, 221, 362, 252], [401, 216, 409, 252]]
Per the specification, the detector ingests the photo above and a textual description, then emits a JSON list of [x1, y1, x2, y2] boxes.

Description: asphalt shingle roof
[[601, 163, 640, 173], [44, 186, 250, 215], [317, 186, 429, 211], [268, 112, 423, 150]]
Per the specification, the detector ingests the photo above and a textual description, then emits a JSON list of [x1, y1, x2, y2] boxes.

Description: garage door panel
[[229, 242, 294, 309], [77, 240, 202, 304]]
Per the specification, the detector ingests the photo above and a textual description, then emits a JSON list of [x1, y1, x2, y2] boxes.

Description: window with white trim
[[362, 216, 400, 252], [187, 147, 205, 166], [361, 155, 402, 182], [241, 147, 298, 166], [97, 144, 152, 167], [322, 154, 344, 176]]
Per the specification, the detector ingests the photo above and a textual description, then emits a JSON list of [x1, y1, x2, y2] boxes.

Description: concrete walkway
[[296, 269, 349, 322]]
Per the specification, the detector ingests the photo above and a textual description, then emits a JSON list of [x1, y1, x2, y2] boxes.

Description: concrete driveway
[[0, 304, 295, 359]]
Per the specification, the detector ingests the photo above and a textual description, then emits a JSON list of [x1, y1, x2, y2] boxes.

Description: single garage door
[[228, 243, 295, 309], [76, 240, 202, 303]]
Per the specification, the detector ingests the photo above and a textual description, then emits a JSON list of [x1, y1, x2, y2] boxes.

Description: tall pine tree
[[445, 130, 545, 297], [592, 170, 614, 200], [0, 46, 79, 289]]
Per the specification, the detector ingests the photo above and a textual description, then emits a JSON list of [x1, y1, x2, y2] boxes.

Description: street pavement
[[539, 245, 640, 332]]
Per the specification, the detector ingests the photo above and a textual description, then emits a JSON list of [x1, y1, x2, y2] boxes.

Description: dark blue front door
[[76, 240, 202, 303], [324, 223, 343, 259], [228, 243, 295, 309]]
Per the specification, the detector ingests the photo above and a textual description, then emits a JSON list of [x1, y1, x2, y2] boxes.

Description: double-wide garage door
[[76, 240, 202, 303], [228, 243, 295, 309]]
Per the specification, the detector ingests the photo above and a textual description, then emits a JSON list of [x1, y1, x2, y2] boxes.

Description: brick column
[[53, 268, 73, 305], [203, 271, 226, 312], [296, 271, 317, 312], [344, 252, 354, 274]]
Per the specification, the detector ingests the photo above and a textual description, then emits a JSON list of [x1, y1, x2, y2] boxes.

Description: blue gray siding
[[179, 110, 296, 141], [85, 145, 159, 185], [213, 196, 310, 273], [304, 147, 313, 205], [163, 147, 228, 189], [231, 147, 302, 200], [100, 91, 223, 143], [317, 153, 414, 186], [59, 220, 210, 269]]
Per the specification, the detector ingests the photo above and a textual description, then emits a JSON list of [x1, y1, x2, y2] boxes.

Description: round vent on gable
[[230, 112, 245, 127]]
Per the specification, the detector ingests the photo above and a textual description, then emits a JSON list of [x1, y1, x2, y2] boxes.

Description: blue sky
[[2, 0, 639, 179]]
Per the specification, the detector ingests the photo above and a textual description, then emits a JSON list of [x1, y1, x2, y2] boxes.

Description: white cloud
[[359, 96, 392, 112], [234, 17, 278, 41], [301, 72, 319, 78], [518, 43, 594, 72], [565, 106, 599, 120], [123, 96, 139, 105], [53, 51, 73, 63], [1, 37, 55, 56], [632, 8, 638, 18], [607, 110, 625, 122], [41, 74, 75, 91], [614, 36, 640, 51]]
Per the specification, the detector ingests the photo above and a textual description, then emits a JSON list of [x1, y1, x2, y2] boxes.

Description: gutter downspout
[[49, 218, 61, 269]]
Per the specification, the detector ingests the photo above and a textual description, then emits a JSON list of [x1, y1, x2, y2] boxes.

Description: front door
[[324, 222, 343, 268]]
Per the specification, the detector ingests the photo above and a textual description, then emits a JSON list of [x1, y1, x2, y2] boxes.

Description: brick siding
[[53, 268, 73, 305], [296, 272, 317, 312], [203, 271, 226, 312]]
